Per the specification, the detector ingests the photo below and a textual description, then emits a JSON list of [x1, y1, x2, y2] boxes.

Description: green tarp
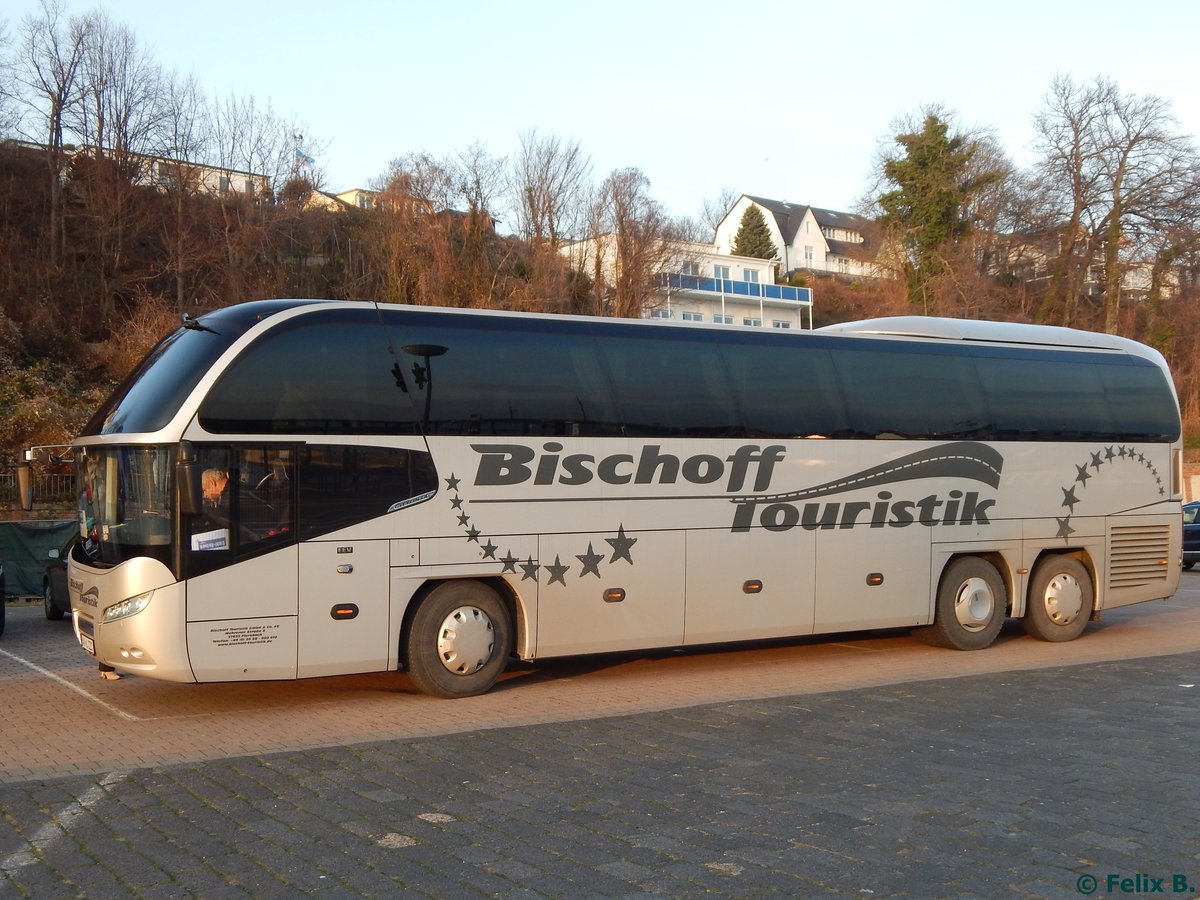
[[0, 520, 77, 598]]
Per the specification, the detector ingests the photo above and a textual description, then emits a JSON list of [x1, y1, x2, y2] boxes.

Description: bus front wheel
[[1023, 556, 1092, 642], [915, 557, 1006, 650], [404, 581, 512, 698]]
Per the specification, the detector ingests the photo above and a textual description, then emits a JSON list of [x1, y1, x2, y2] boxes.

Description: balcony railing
[[657, 273, 812, 305]]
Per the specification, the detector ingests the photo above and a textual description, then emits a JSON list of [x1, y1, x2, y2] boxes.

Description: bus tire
[[1023, 556, 1092, 642], [915, 557, 1006, 650], [404, 581, 512, 698]]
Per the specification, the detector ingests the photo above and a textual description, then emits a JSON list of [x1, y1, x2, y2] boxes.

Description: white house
[[561, 235, 814, 329], [714, 195, 877, 279], [653, 241, 813, 330]]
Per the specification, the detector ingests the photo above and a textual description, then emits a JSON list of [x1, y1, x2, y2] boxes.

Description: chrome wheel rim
[[1043, 573, 1084, 625], [436, 606, 495, 675], [954, 577, 995, 632]]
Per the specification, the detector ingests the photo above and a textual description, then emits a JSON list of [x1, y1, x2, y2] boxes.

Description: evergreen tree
[[732, 204, 778, 260], [877, 113, 999, 310]]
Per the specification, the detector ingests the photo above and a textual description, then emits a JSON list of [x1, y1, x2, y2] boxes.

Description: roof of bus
[[225, 301, 1165, 366], [817, 316, 1164, 360]]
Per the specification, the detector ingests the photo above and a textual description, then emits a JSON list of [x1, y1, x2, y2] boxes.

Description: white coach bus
[[64, 301, 1183, 697]]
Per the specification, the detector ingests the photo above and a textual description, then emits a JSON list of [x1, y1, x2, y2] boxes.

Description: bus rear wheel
[[1023, 556, 1092, 642], [915, 557, 1006, 651], [404, 581, 512, 698]]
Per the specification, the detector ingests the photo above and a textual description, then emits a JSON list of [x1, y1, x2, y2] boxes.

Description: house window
[[772, 320, 792, 329], [743, 317, 762, 327], [838, 257, 849, 274], [682, 311, 703, 322], [681, 262, 700, 276], [649, 309, 671, 319], [219, 175, 231, 194], [714, 314, 733, 325], [804, 246, 814, 267], [743, 269, 759, 283], [713, 265, 730, 280]]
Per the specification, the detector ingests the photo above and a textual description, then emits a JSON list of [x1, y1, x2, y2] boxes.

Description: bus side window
[[297, 445, 437, 541], [718, 338, 845, 438], [596, 329, 744, 438]]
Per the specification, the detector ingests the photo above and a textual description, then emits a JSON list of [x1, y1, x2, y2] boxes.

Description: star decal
[[450, 496, 463, 510], [1054, 443, 1167, 544], [606, 525, 638, 565], [457, 512, 470, 526], [546, 555, 570, 585], [576, 543, 604, 578], [445, 474, 460, 491], [465, 526, 480, 543], [500, 552, 518, 574], [520, 557, 540, 581], [480, 539, 498, 559]]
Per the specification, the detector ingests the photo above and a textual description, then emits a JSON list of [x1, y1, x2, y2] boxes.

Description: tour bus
[[63, 300, 1182, 697]]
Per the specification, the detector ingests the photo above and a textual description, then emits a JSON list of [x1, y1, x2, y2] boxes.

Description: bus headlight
[[103, 591, 153, 623]]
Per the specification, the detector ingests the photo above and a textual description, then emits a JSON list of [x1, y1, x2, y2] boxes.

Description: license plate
[[80, 632, 95, 655]]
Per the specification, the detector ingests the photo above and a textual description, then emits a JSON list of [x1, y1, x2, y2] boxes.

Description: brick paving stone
[[3, 651, 1200, 896]]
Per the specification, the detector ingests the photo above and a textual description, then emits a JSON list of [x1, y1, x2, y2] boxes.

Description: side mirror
[[178, 461, 201, 516]]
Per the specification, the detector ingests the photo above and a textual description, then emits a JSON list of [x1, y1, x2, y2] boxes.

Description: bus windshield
[[76, 445, 176, 570]]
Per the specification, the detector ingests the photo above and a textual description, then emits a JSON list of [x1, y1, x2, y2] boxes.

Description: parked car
[[1184, 501, 1200, 570], [43, 534, 76, 620]]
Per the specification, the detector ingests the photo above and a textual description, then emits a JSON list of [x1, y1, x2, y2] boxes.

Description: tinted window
[[595, 325, 744, 437], [298, 445, 437, 540], [184, 444, 297, 578], [200, 314, 419, 434], [974, 351, 1177, 442], [198, 305, 1180, 444], [833, 346, 991, 439], [84, 301, 315, 436], [385, 316, 621, 437], [718, 334, 846, 438]]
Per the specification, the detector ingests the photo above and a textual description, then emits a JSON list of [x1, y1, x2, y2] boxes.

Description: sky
[[7, 0, 1200, 229]]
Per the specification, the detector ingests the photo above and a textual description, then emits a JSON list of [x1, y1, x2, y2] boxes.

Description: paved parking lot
[[2, 582, 1200, 897]]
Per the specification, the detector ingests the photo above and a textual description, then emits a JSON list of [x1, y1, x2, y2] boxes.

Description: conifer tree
[[732, 204, 778, 259]]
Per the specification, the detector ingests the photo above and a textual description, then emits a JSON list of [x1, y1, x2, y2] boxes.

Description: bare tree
[[156, 69, 215, 311], [591, 167, 675, 318], [8, 0, 90, 266], [1028, 75, 1200, 332], [700, 186, 738, 234], [508, 129, 591, 249], [70, 10, 163, 169], [456, 141, 506, 219]]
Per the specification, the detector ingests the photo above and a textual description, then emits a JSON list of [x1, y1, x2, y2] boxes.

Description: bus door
[[297, 540, 390, 677], [813, 527, 932, 633], [184, 446, 300, 681], [534, 530, 685, 657], [683, 527, 816, 645]]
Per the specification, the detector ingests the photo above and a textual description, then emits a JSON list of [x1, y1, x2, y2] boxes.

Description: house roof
[[743, 195, 808, 245], [809, 206, 871, 233], [741, 195, 871, 245]]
